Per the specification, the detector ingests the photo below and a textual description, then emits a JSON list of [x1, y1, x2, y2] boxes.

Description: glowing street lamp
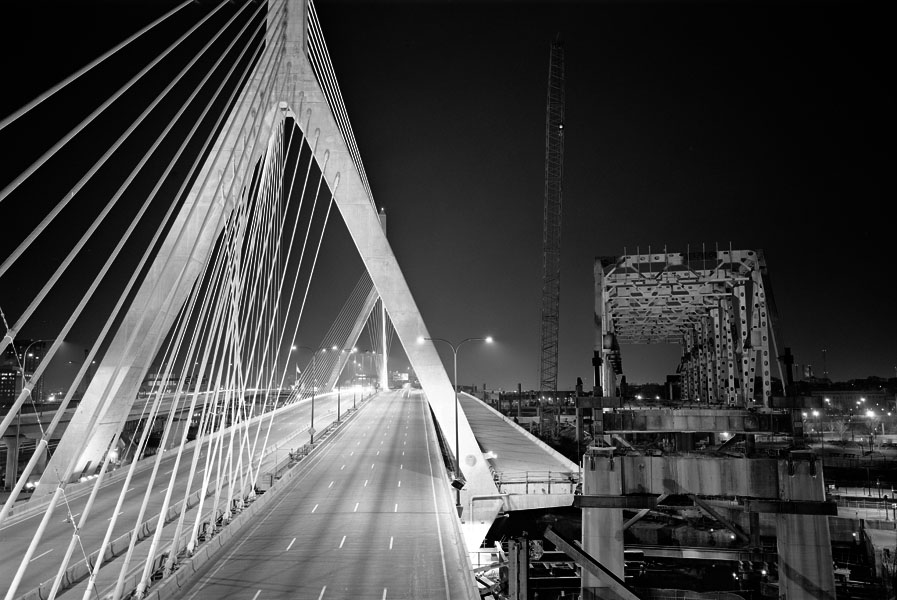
[[418, 335, 493, 516], [293, 344, 337, 444]]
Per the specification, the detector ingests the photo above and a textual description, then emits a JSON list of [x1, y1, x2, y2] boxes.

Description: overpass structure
[[0, 1, 573, 599]]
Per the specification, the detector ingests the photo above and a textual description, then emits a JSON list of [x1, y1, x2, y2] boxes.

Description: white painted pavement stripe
[[389, 536, 394, 550], [397, 481, 401, 488], [318, 586, 327, 600], [394, 503, 398, 512], [312, 504, 318, 513], [286, 537, 296, 551], [382, 589, 387, 600], [364, 480, 368, 487], [183, 395, 378, 600], [354, 502, 359, 512], [329, 481, 334, 488], [339, 535, 346, 548], [30, 548, 53, 561], [421, 391, 452, 599], [341, 464, 345, 470], [252, 591, 261, 600]]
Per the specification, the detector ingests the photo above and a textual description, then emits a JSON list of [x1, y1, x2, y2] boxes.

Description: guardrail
[[493, 470, 578, 494], [15, 395, 374, 600]]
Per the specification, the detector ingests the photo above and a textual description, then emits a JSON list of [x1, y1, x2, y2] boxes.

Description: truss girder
[[596, 250, 777, 407]]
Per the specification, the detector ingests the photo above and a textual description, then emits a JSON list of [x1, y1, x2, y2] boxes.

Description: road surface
[[0, 390, 355, 596], [171, 388, 477, 600]]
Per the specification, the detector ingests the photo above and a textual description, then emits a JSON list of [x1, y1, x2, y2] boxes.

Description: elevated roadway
[[168, 388, 477, 600], [458, 393, 578, 512], [0, 390, 351, 597]]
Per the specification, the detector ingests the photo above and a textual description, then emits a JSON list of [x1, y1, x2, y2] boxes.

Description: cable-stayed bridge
[[0, 2, 577, 598]]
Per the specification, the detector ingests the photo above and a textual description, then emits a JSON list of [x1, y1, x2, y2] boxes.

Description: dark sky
[[1, 0, 893, 392]]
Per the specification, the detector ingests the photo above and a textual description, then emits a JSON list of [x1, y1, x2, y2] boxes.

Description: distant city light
[[812, 410, 819, 417], [866, 410, 875, 417]]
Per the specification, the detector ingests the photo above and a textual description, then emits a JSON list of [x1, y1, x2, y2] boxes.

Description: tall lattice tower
[[538, 41, 566, 407]]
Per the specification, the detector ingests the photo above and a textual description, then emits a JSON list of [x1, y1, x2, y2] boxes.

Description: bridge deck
[[459, 394, 578, 483]]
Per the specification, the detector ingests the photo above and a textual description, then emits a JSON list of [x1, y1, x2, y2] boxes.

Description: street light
[[292, 344, 338, 444], [19, 339, 51, 402], [336, 347, 356, 422], [418, 335, 493, 516]]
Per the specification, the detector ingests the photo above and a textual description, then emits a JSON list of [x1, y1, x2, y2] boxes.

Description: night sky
[[1, 0, 892, 393]]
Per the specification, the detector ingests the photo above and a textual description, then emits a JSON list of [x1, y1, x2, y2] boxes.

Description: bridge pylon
[[37, 0, 501, 553]]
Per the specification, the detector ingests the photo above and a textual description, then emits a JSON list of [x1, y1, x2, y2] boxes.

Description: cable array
[[0, 3, 377, 599]]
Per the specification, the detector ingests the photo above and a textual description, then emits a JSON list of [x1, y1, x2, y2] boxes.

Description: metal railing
[[493, 469, 578, 494]]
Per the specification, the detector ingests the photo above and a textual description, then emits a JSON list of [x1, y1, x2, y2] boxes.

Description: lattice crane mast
[[538, 41, 566, 414]]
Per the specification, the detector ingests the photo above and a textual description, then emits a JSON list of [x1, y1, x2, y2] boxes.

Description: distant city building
[[0, 339, 47, 407]]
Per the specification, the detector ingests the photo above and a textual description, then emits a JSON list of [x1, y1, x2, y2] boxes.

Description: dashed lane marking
[[30, 548, 53, 561]]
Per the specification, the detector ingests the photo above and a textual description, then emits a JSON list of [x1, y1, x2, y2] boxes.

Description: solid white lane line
[[422, 390, 452, 599], [286, 538, 296, 551], [339, 535, 346, 548], [312, 504, 318, 513], [328, 481, 334, 488], [389, 536, 394, 550], [318, 586, 327, 600], [30, 548, 53, 561], [354, 503, 359, 512]]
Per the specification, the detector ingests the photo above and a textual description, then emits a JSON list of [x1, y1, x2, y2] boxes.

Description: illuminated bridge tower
[[34, 0, 503, 551]]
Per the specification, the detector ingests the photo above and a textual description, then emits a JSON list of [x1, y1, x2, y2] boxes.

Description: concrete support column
[[581, 449, 624, 600], [508, 537, 529, 599], [776, 455, 836, 599], [3, 436, 20, 490]]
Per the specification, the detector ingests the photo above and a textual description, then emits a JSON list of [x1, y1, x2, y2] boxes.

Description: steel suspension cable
[[0, 0, 232, 208], [0, 1, 192, 133], [0, 8, 280, 445]]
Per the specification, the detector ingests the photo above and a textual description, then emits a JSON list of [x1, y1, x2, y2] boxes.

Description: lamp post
[[292, 344, 337, 444], [419, 335, 493, 516], [19, 339, 51, 402], [352, 359, 357, 409]]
